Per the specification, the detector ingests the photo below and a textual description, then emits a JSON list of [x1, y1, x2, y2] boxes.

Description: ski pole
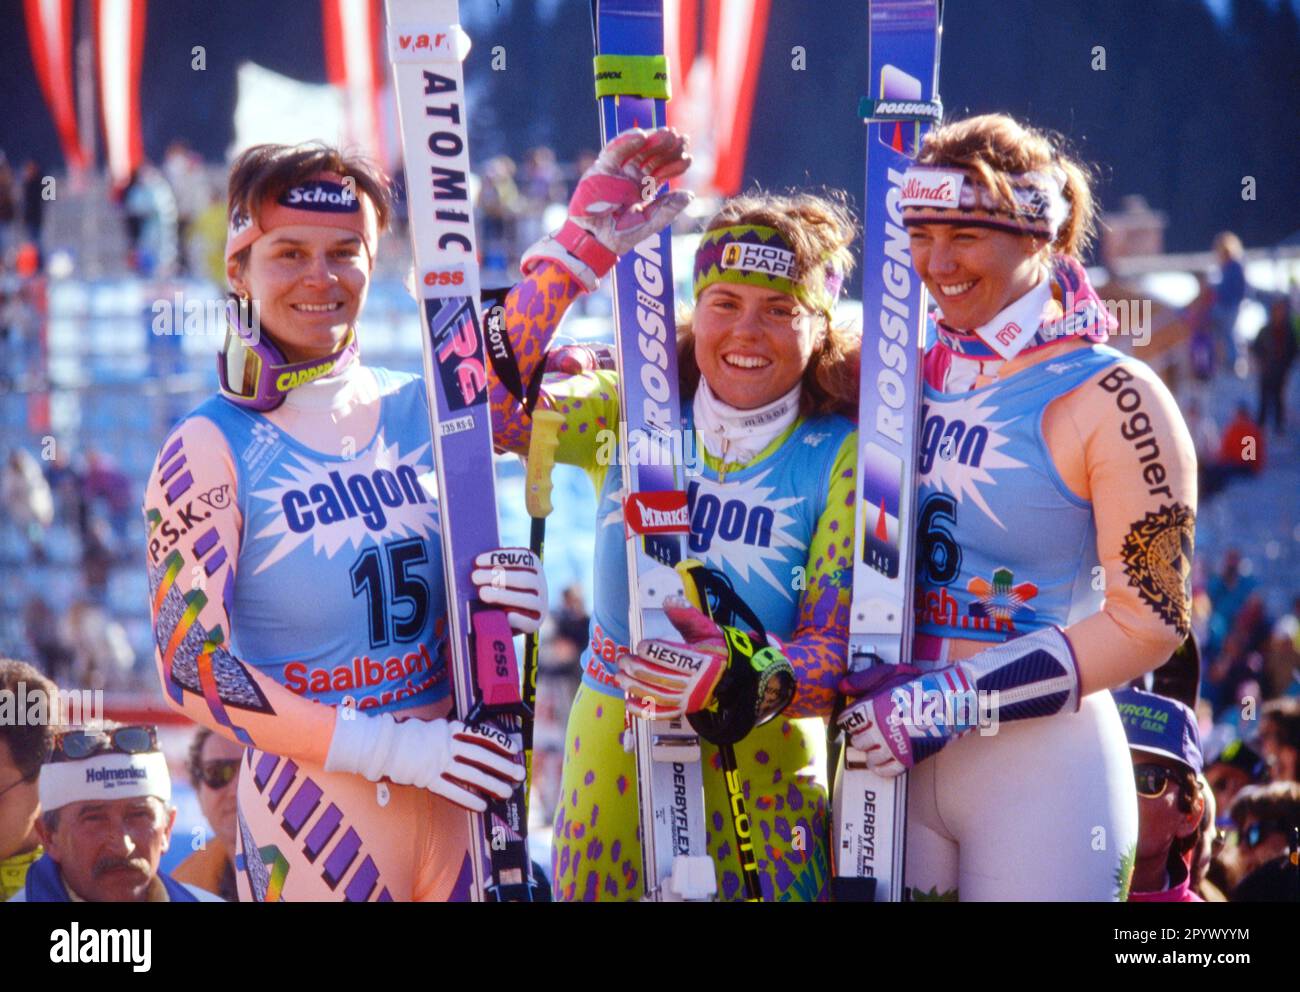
[[521, 408, 564, 820], [677, 560, 765, 902]]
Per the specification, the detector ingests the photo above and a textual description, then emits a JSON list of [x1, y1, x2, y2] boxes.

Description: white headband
[[40, 751, 172, 811]]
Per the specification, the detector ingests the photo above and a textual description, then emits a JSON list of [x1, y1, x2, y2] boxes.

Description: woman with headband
[[142, 144, 550, 901], [489, 128, 860, 901], [835, 114, 1197, 899]]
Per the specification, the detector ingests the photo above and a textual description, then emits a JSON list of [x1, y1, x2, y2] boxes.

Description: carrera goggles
[[51, 725, 160, 763]]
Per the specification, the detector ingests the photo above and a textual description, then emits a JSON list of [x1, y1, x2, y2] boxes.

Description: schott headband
[[225, 172, 379, 261], [899, 165, 1069, 240]]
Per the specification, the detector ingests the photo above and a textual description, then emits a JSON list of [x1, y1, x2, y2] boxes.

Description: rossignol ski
[[590, 0, 716, 901], [831, 0, 943, 903], [386, 0, 532, 902]]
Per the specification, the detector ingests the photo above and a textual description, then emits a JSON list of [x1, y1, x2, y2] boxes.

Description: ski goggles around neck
[[50, 725, 160, 764], [217, 306, 358, 412]]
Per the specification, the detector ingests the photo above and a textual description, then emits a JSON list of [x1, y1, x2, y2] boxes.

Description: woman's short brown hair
[[226, 142, 394, 275], [678, 189, 860, 418], [916, 113, 1098, 259]]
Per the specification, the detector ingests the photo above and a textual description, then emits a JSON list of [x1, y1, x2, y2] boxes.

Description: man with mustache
[[9, 723, 223, 902]]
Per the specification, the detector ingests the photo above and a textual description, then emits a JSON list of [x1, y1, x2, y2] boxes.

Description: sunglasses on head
[[200, 759, 240, 790], [51, 726, 159, 763], [1134, 762, 1186, 799]]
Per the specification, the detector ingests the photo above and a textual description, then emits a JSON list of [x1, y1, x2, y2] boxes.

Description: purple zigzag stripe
[[193, 527, 219, 559], [999, 693, 1071, 722], [165, 471, 194, 505], [322, 827, 361, 889], [304, 804, 342, 862], [253, 752, 279, 791], [204, 547, 228, 577], [281, 778, 323, 839], [267, 760, 298, 811], [160, 435, 184, 466], [344, 855, 380, 902], [377, 888, 393, 902], [160, 454, 188, 484]]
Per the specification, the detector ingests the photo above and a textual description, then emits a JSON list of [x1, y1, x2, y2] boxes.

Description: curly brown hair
[[225, 142, 394, 277], [916, 113, 1098, 259], [678, 189, 860, 418]]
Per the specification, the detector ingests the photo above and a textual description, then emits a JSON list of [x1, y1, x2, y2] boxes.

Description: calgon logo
[[918, 392, 1026, 529], [251, 436, 438, 572]]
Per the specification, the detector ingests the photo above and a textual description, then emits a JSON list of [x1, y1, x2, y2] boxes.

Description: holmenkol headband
[[693, 225, 844, 318], [899, 165, 1069, 240], [224, 172, 379, 261], [39, 750, 172, 812]]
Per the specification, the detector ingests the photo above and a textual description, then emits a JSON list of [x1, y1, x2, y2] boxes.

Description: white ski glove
[[470, 548, 547, 635], [325, 710, 523, 812], [521, 127, 693, 291]]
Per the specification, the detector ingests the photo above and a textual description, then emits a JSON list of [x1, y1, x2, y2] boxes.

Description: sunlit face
[[693, 283, 820, 410], [40, 796, 175, 902], [908, 224, 1044, 329], [1133, 753, 1199, 864], [0, 738, 40, 861], [228, 224, 371, 363], [196, 734, 243, 854]]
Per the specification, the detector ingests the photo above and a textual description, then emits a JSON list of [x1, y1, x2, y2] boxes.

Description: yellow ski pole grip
[[524, 409, 565, 519], [674, 559, 708, 614]]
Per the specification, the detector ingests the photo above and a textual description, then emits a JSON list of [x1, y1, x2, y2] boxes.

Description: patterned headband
[[898, 165, 1069, 240], [693, 225, 843, 318]]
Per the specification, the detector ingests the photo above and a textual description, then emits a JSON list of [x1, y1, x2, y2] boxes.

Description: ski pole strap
[[859, 96, 943, 124], [481, 287, 548, 416], [592, 53, 671, 99]]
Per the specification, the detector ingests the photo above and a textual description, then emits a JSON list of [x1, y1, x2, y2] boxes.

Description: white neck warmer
[[935, 271, 1053, 391], [281, 358, 367, 413], [692, 377, 802, 466]]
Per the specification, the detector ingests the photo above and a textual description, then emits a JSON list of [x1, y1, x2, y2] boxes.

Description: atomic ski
[[832, 0, 944, 903], [386, 0, 532, 902], [590, 0, 716, 901]]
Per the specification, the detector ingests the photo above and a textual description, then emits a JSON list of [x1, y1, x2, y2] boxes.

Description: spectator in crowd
[[1266, 595, 1300, 700], [43, 443, 87, 533], [1251, 297, 1297, 435], [1226, 781, 1300, 894], [1206, 550, 1258, 648], [20, 160, 46, 247], [478, 155, 520, 279], [82, 447, 134, 544], [1, 447, 54, 562], [1185, 273, 1217, 385], [162, 140, 212, 275], [11, 723, 222, 901], [173, 727, 241, 901], [1258, 697, 1300, 783], [21, 597, 76, 688], [1206, 739, 1270, 829], [122, 163, 178, 276], [1206, 596, 1271, 716], [1190, 775, 1227, 901], [1199, 403, 1265, 501], [1210, 231, 1247, 374], [1114, 687, 1206, 901], [552, 583, 591, 654], [0, 660, 60, 901], [1231, 851, 1300, 901], [1181, 397, 1220, 467]]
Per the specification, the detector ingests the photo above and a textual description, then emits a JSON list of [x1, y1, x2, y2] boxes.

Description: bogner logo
[[624, 490, 690, 537], [720, 242, 796, 278]]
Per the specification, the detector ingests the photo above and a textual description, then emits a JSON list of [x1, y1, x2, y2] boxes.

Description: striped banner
[[23, 0, 87, 170], [95, 0, 147, 188]]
